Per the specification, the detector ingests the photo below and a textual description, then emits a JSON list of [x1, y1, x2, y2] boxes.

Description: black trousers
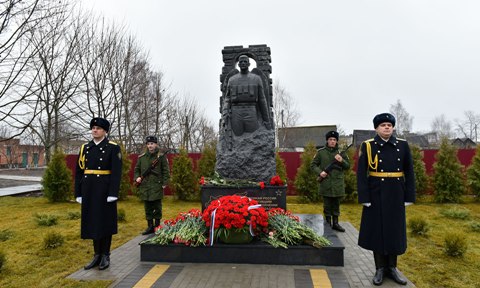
[[373, 252, 398, 268], [92, 235, 112, 255]]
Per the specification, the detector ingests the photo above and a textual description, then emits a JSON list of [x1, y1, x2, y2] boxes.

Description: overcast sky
[[81, 0, 480, 134]]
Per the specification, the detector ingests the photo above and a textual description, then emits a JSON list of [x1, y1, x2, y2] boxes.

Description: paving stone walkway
[[68, 222, 415, 288]]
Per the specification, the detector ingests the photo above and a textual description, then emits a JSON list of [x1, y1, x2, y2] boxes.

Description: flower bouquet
[[200, 171, 261, 187], [202, 195, 269, 244], [262, 208, 331, 249], [141, 209, 208, 247]]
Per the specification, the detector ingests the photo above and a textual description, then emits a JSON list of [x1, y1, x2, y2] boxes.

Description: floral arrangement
[[269, 175, 285, 186], [142, 209, 208, 247], [202, 195, 269, 243], [199, 171, 281, 189], [262, 208, 331, 249], [141, 200, 331, 250]]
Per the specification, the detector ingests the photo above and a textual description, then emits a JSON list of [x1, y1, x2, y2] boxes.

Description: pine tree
[[432, 138, 466, 203], [294, 142, 320, 203], [118, 143, 132, 200], [197, 141, 216, 178], [275, 150, 288, 185], [343, 148, 357, 202], [466, 144, 480, 199], [170, 148, 199, 201], [411, 144, 430, 195], [42, 149, 73, 202]]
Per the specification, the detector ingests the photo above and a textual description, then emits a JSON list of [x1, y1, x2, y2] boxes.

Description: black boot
[[385, 254, 407, 285], [154, 218, 161, 228], [98, 254, 110, 270], [84, 254, 101, 270], [373, 268, 384, 286], [324, 216, 332, 227], [142, 220, 154, 235], [373, 252, 386, 285], [332, 216, 345, 232], [387, 267, 407, 285]]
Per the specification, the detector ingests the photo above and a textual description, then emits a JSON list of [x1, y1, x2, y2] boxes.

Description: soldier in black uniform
[[357, 113, 415, 286], [75, 117, 122, 271]]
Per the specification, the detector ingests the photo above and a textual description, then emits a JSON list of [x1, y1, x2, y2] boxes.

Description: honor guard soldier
[[75, 117, 122, 271], [357, 113, 415, 286], [311, 130, 350, 232], [134, 136, 170, 235]]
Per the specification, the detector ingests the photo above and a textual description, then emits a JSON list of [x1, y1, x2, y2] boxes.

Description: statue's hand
[[263, 121, 272, 130]]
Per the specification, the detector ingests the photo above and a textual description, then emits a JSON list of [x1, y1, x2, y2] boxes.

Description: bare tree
[[23, 1, 87, 163], [455, 110, 480, 142], [0, 0, 62, 138], [431, 114, 454, 140], [389, 99, 413, 136], [273, 79, 300, 148]]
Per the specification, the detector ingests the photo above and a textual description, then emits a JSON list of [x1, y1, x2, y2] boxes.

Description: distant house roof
[[278, 125, 337, 150], [353, 130, 429, 148], [352, 130, 377, 147], [404, 134, 430, 148], [451, 138, 476, 149]]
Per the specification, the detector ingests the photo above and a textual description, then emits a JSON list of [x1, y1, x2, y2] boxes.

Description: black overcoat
[[357, 135, 415, 255], [74, 138, 122, 240]]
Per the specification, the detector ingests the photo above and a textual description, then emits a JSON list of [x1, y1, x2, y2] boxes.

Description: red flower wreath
[[202, 195, 269, 243]]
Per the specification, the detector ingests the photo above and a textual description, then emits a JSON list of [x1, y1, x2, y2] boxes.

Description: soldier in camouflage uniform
[[134, 136, 170, 235], [311, 130, 350, 232]]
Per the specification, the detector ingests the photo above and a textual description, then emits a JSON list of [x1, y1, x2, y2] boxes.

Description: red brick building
[[0, 138, 45, 168]]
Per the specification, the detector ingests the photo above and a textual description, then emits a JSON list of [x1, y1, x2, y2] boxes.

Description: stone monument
[[215, 45, 276, 182]]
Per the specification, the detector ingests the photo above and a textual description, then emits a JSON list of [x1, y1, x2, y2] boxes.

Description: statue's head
[[238, 55, 250, 71]]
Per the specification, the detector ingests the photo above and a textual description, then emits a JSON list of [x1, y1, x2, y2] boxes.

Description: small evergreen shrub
[[343, 148, 357, 203], [411, 145, 430, 195], [0, 229, 14, 242], [408, 216, 429, 236], [118, 208, 126, 222], [444, 231, 468, 257], [0, 250, 5, 271], [440, 207, 471, 220], [34, 213, 59, 226], [118, 143, 132, 201], [275, 151, 288, 185], [170, 148, 199, 201], [468, 221, 480, 232], [66, 211, 81, 220], [43, 232, 64, 249], [294, 142, 320, 203], [42, 149, 73, 202], [197, 141, 217, 178], [466, 144, 480, 199], [432, 139, 466, 203]]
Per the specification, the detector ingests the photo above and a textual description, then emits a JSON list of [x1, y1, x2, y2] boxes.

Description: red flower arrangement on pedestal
[[202, 195, 268, 244], [269, 175, 284, 186]]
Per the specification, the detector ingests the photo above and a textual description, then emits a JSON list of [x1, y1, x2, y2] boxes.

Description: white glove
[[405, 202, 413, 206], [76, 197, 82, 204], [107, 196, 118, 202], [363, 203, 371, 207]]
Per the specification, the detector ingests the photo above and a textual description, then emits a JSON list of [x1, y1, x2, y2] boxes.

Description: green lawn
[[0, 196, 479, 288]]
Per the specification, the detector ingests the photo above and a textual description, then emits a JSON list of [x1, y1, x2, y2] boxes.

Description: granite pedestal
[[140, 214, 344, 266]]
